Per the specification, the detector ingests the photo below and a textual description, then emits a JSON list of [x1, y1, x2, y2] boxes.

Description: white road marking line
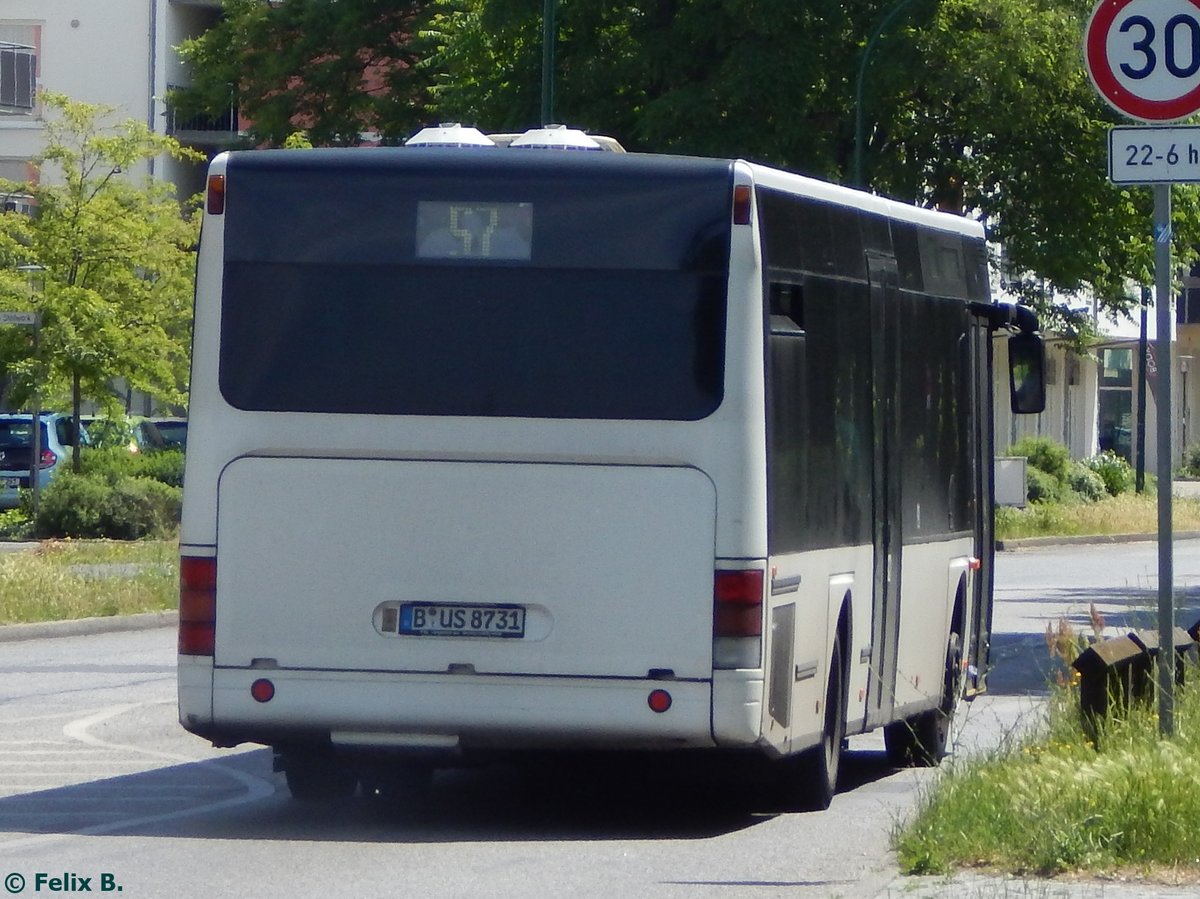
[[0, 703, 276, 851]]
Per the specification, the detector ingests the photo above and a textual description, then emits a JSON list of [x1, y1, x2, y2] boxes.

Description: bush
[[1026, 465, 1063, 504], [1182, 443, 1200, 479], [81, 446, 184, 488], [1008, 436, 1072, 483], [1066, 462, 1107, 503], [0, 508, 32, 540], [34, 472, 110, 538], [34, 470, 181, 539], [1084, 451, 1136, 497], [100, 478, 182, 539]]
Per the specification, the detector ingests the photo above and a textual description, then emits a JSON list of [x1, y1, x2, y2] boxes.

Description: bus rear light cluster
[[713, 569, 765, 670], [179, 555, 216, 656], [713, 569, 764, 637]]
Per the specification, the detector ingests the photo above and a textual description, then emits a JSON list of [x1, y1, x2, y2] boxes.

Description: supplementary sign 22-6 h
[[1108, 124, 1200, 183]]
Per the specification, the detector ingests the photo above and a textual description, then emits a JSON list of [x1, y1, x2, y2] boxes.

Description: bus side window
[[769, 282, 804, 332]]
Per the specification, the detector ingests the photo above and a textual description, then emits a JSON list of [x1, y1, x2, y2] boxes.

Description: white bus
[[178, 140, 1043, 809]]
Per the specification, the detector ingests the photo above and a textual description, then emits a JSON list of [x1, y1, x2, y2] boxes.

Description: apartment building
[[0, 0, 233, 203]]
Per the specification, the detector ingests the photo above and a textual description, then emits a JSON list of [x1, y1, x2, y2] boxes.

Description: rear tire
[[784, 632, 846, 811], [884, 632, 961, 767]]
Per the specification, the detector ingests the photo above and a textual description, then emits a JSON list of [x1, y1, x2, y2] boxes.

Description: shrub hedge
[[1007, 437, 1139, 506], [30, 447, 184, 540]]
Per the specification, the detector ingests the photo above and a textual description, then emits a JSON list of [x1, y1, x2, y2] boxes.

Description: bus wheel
[[281, 749, 358, 801], [786, 633, 846, 811], [884, 632, 961, 767]]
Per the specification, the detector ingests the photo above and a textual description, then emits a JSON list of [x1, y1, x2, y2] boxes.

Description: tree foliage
[[428, 0, 1200, 322], [175, 0, 435, 147], [181, 0, 1200, 323], [0, 93, 201, 468]]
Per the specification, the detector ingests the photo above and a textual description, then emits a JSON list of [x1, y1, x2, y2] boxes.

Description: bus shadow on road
[[0, 744, 910, 845]]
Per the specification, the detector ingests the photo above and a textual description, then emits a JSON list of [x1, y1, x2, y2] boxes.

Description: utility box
[[1072, 635, 1148, 721], [1072, 628, 1198, 725], [995, 456, 1027, 508]]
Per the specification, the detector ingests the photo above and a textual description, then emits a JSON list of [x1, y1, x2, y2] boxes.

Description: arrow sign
[[1085, 0, 1200, 121]]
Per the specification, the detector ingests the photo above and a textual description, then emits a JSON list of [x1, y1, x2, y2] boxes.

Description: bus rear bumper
[[193, 667, 720, 752]]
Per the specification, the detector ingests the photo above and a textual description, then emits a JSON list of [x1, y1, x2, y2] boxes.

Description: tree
[[174, 0, 435, 147], [0, 93, 202, 470], [428, 0, 1200, 325]]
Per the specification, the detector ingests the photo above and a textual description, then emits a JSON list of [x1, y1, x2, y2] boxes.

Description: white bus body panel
[[214, 457, 717, 680], [210, 670, 716, 750]]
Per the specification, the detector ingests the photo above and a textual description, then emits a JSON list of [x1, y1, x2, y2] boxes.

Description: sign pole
[[1154, 182, 1174, 736]]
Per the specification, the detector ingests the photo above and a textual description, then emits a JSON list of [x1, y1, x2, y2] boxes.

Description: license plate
[[398, 603, 526, 638], [0, 478, 18, 489]]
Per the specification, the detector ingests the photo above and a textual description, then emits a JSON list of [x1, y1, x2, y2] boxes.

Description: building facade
[[0, 0, 231, 204]]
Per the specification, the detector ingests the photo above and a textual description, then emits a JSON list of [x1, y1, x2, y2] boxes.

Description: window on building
[[1099, 347, 1134, 461], [0, 24, 38, 114]]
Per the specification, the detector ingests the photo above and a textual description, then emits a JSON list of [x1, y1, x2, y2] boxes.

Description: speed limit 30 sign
[[1085, 0, 1200, 121]]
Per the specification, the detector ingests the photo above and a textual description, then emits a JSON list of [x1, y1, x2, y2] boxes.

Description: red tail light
[[179, 555, 216, 656], [207, 174, 226, 215], [39, 448, 56, 469], [714, 569, 764, 637], [732, 184, 752, 225]]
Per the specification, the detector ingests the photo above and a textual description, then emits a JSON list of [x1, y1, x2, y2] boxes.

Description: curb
[[0, 609, 178, 643], [997, 530, 1200, 551]]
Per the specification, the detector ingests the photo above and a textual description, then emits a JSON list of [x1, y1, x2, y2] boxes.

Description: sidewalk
[[875, 872, 1200, 898]]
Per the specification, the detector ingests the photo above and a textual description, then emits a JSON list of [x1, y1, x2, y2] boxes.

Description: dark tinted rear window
[[218, 151, 732, 420]]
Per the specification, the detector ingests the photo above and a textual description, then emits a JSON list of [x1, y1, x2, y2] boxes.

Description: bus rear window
[[218, 152, 731, 420]]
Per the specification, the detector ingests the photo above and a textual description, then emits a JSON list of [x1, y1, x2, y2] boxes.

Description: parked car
[[78, 415, 188, 454], [78, 415, 139, 452], [0, 413, 87, 509], [138, 417, 187, 451]]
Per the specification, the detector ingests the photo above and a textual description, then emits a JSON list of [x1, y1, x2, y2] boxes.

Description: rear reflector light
[[714, 569, 764, 637], [647, 689, 672, 713], [179, 555, 216, 656], [207, 174, 226, 215], [251, 679, 275, 703]]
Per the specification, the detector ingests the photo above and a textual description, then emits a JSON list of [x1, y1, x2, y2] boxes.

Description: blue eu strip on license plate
[[398, 603, 526, 638]]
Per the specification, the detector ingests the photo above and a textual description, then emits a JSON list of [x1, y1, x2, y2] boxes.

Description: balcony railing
[[165, 88, 243, 146]]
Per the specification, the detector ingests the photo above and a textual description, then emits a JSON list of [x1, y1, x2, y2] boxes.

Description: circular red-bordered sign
[[1085, 0, 1200, 121]]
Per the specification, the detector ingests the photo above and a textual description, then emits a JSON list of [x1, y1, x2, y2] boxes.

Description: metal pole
[[30, 321, 39, 524], [1153, 183, 1174, 736], [1137, 286, 1148, 492], [540, 0, 555, 126]]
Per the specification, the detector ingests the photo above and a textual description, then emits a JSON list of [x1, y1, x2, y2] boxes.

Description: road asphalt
[[2, 535, 1199, 897]]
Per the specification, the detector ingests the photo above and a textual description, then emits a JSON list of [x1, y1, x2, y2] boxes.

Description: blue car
[[0, 413, 86, 509]]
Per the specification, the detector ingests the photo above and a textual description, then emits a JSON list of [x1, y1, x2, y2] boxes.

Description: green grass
[[996, 494, 1200, 541], [894, 674, 1200, 881], [0, 539, 178, 625]]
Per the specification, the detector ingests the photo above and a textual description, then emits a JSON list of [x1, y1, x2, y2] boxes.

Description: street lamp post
[[14, 263, 43, 520], [852, 0, 921, 188], [541, 0, 556, 126]]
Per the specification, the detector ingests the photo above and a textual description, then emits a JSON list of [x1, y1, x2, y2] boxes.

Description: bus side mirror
[[1008, 332, 1046, 415]]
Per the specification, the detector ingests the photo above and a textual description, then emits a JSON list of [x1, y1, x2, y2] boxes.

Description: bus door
[[966, 312, 997, 695], [865, 252, 903, 728]]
